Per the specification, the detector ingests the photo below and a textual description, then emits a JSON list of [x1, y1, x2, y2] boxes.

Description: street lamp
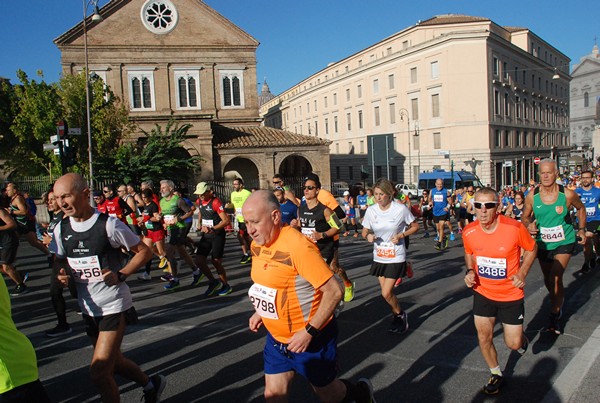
[[399, 108, 412, 184], [83, 0, 102, 200]]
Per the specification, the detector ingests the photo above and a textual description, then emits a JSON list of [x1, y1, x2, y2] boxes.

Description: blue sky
[[1, 0, 597, 95]]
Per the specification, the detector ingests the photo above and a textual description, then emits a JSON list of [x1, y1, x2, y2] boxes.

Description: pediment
[[55, 0, 259, 50], [571, 58, 600, 77]]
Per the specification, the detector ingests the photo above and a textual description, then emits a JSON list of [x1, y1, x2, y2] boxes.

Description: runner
[[119, 184, 141, 237], [272, 174, 300, 206], [102, 184, 132, 225], [341, 191, 358, 237], [430, 179, 452, 250], [159, 179, 201, 290], [140, 181, 167, 271], [136, 188, 167, 281], [419, 189, 433, 237], [230, 178, 253, 264], [194, 182, 233, 296], [361, 178, 419, 333], [242, 190, 375, 403], [521, 159, 586, 334], [294, 177, 341, 265], [53, 173, 165, 402], [0, 207, 27, 296], [575, 170, 600, 273], [463, 186, 476, 223], [274, 187, 297, 225], [505, 191, 525, 221], [43, 190, 78, 336], [463, 187, 537, 395], [357, 188, 368, 222], [454, 187, 466, 234]]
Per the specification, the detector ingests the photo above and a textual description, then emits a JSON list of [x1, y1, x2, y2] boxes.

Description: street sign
[[534, 157, 541, 164], [503, 161, 513, 167], [57, 120, 66, 137], [68, 128, 82, 135], [53, 148, 60, 156], [43, 143, 58, 151], [50, 135, 60, 144]]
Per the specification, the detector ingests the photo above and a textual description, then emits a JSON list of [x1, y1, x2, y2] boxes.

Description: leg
[[378, 276, 401, 314], [583, 232, 594, 266], [194, 254, 216, 281], [313, 379, 347, 402], [175, 244, 196, 271], [50, 265, 68, 326], [211, 257, 228, 284], [89, 317, 126, 402], [502, 323, 525, 351], [474, 315, 499, 369], [1, 263, 24, 285], [25, 230, 49, 255], [264, 372, 295, 403]]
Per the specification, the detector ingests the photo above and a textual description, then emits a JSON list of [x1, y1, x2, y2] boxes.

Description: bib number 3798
[[248, 283, 279, 320]]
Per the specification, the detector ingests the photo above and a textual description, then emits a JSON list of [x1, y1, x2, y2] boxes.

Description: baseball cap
[[193, 182, 209, 195], [343, 190, 350, 196], [92, 190, 103, 197]]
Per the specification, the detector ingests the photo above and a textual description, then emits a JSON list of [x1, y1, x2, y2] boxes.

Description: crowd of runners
[[1, 157, 596, 401]]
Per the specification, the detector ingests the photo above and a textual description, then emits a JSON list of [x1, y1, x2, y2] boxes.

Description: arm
[[177, 198, 194, 221], [520, 191, 537, 235], [103, 241, 153, 286], [464, 253, 477, 288], [0, 210, 17, 231], [567, 189, 586, 244], [11, 196, 28, 217], [511, 244, 538, 288], [286, 276, 342, 353], [391, 221, 419, 244], [312, 208, 340, 241], [212, 211, 231, 231]]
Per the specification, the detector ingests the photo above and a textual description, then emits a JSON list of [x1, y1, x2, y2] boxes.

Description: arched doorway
[[223, 157, 259, 188], [279, 154, 313, 178]]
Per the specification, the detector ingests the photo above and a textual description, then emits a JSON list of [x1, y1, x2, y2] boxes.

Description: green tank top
[[533, 185, 575, 250], [159, 195, 185, 229], [231, 189, 251, 223]]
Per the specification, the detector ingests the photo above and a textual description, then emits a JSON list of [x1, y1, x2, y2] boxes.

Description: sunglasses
[[272, 180, 282, 185], [303, 186, 317, 190], [103, 190, 111, 193], [473, 201, 498, 209]]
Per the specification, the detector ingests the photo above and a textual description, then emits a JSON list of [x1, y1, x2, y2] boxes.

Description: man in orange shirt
[[243, 190, 374, 403], [462, 187, 537, 396]]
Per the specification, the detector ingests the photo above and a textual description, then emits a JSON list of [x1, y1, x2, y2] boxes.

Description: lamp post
[[82, 0, 102, 201], [399, 108, 412, 184], [414, 122, 420, 179]]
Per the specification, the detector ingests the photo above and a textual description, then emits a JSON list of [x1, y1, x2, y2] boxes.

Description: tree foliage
[[95, 120, 203, 185]]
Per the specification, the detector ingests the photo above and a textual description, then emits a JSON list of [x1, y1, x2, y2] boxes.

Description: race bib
[[375, 242, 396, 259], [360, 205, 367, 210], [163, 214, 177, 225], [476, 256, 507, 280], [586, 207, 595, 217], [540, 225, 565, 243], [301, 227, 316, 241], [67, 255, 104, 284], [201, 219, 214, 228], [455, 203, 461, 208], [108, 213, 117, 218], [433, 194, 444, 202], [235, 207, 243, 218], [248, 283, 278, 319]]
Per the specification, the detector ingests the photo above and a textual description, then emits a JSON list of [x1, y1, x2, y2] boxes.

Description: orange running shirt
[[249, 226, 334, 343], [462, 215, 536, 302]]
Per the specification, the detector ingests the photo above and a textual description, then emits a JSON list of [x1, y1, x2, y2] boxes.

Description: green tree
[[96, 120, 203, 184]]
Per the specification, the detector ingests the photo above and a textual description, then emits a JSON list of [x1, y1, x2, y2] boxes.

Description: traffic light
[[62, 139, 76, 168]]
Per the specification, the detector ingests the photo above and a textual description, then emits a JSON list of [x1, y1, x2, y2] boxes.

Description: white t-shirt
[[362, 202, 415, 263], [53, 213, 141, 316]]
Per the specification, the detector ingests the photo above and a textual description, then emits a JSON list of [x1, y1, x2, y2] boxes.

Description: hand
[[249, 313, 263, 332], [577, 229, 586, 245], [57, 268, 70, 288], [289, 219, 299, 228], [391, 233, 402, 244], [510, 273, 526, 289], [102, 269, 119, 286], [310, 232, 320, 242], [41, 233, 52, 246], [366, 233, 375, 243], [464, 271, 476, 288], [286, 328, 313, 353], [527, 220, 538, 236]]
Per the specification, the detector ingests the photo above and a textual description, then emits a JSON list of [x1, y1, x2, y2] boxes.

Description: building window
[[389, 103, 396, 124], [346, 88, 350, 102], [373, 79, 379, 94], [349, 165, 354, 179], [313, 121, 318, 136], [388, 74, 395, 90], [128, 71, 155, 110], [334, 116, 338, 133], [411, 98, 419, 120], [584, 92, 589, 107], [220, 70, 244, 108], [335, 143, 340, 154], [324, 96, 328, 108], [374, 106, 380, 126], [504, 93, 510, 116], [314, 100, 317, 111], [307, 102, 310, 114], [358, 110, 363, 129], [515, 95, 521, 118], [493, 57, 499, 76], [504, 130, 510, 147], [360, 140, 364, 153], [333, 93, 338, 105], [516, 130, 521, 146], [347, 113, 352, 130], [494, 130, 501, 147], [402, 40, 409, 50], [325, 118, 329, 135], [430, 61, 439, 79], [357, 85, 362, 98], [175, 71, 200, 109], [413, 133, 419, 150], [433, 132, 441, 149], [387, 46, 393, 55], [503, 62, 508, 80], [410, 67, 417, 84], [431, 94, 440, 118]]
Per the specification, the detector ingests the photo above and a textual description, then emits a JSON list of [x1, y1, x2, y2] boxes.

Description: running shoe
[[240, 254, 252, 264], [160, 273, 173, 282], [143, 374, 166, 403], [163, 279, 180, 290], [434, 241, 442, 250], [517, 335, 529, 356], [137, 272, 152, 281], [444, 237, 449, 249], [344, 282, 355, 302], [204, 280, 223, 297], [217, 284, 233, 296], [434, 234, 439, 241], [45, 324, 72, 338], [482, 374, 503, 395], [158, 257, 168, 269], [548, 312, 561, 335], [394, 277, 402, 288], [449, 232, 456, 241], [388, 311, 408, 334], [357, 377, 377, 403], [191, 272, 205, 287], [23, 272, 29, 283], [10, 284, 28, 296], [582, 262, 591, 274], [423, 232, 430, 238], [406, 261, 414, 278]]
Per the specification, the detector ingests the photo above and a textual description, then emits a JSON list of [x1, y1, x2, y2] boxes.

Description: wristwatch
[[117, 271, 128, 283], [465, 269, 474, 275], [321, 232, 328, 239], [305, 323, 320, 337]]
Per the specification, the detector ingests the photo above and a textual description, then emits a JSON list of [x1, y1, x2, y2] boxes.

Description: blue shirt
[[576, 186, 600, 222], [431, 188, 449, 216], [357, 194, 368, 207], [280, 200, 298, 225]]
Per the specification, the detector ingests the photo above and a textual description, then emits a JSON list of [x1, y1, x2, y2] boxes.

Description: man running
[[0, 208, 27, 296], [243, 190, 375, 403], [6, 182, 50, 257], [430, 179, 452, 250], [53, 173, 165, 402], [273, 187, 297, 225], [521, 159, 586, 334], [575, 170, 600, 273], [193, 182, 233, 296], [463, 187, 537, 395], [272, 174, 300, 206], [230, 178, 253, 264]]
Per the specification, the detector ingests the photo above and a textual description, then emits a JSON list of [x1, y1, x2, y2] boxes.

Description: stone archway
[[279, 154, 313, 177], [223, 157, 259, 186]]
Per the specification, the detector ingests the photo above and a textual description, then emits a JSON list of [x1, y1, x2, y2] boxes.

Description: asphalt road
[[9, 227, 600, 403]]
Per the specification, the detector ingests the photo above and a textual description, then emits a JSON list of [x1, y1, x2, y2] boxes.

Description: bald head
[[53, 173, 92, 220], [242, 190, 281, 246]]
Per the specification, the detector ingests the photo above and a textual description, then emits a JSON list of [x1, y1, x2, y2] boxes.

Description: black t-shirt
[[142, 201, 160, 231]]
